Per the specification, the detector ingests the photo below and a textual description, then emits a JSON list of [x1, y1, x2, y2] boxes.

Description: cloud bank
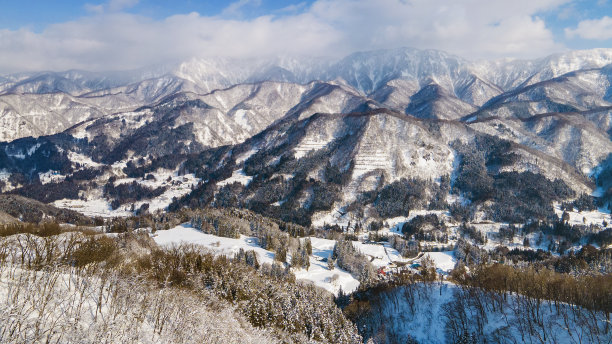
[[566, 16, 612, 40], [0, 0, 573, 73]]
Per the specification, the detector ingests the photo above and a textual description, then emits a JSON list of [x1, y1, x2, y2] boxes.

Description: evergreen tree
[[304, 238, 313, 255]]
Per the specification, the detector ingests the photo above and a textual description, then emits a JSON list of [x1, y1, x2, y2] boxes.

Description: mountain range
[[0, 47, 611, 226]]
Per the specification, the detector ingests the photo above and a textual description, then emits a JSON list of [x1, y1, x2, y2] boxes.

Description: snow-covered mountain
[[1, 47, 611, 225], [2, 47, 612, 142]]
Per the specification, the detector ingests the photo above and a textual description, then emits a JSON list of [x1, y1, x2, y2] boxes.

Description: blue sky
[[0, 0, 611, 73], [0, 0, 315, 31]]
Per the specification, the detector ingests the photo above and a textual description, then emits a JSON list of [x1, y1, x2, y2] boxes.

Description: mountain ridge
[[0, 47, 611, 226]]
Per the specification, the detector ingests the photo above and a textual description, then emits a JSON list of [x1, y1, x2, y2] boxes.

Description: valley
[[1, 47, 611, 344]]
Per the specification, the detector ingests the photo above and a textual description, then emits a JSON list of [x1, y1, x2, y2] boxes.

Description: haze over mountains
[[0, 47, 611, 226]]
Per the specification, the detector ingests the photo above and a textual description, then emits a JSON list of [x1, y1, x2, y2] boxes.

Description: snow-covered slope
[[3, 47, 612, 143], [472, 48, 612, 91], [68, 80, 370, 154], [1, 47, 611, 227], [356, 282, 610, 344]]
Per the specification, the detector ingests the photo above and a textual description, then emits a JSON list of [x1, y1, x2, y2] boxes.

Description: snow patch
[[217, 169, 253, 187], [233, 109, 252, 131]]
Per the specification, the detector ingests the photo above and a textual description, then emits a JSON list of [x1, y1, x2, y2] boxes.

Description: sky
[[0, 0, 611, 74]]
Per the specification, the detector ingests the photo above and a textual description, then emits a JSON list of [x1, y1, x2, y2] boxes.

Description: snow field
[[553, 203, 611, 227], [152, 225, 361, 295], [351, 240, 406, 268], [153, 223, 275, 265], [293, 138, 331, 159], [419, 251, 456, 272], [151, 224, 462, 296]]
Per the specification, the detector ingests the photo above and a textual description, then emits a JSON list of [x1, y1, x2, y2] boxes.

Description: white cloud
[[0, 0, 571, 74], [565, 16, 612, 40]]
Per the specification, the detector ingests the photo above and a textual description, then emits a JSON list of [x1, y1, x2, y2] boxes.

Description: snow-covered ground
[[352, 240, 406, 268], [0, 170, 13, 192], [53, 170, 199, 217], [294, 237, 360, 295], [360, 282, 610, 344], [53, 198, 131, 218], [0, 265, 278, 344], [419, 251, 456, 272], [152, 226, 361, 295], [553, 203, 611, 227], [149, 225, 462, 295], [67, 151, 103, 168], [310, 205, 353, 229], [153, 224, 275, 265], [383, 210, 451, 234]]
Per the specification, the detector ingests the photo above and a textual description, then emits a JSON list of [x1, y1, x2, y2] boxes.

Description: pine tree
[[301, 249, 310, 270], [304, 238, 313, 255], [327, 254, 335, 270], [275, 246, 287, 264]]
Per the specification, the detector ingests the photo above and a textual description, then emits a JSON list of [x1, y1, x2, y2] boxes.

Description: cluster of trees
[[122, 154, 187, 179], [595, 158, 612, 210], [520, 219, 598, 245], [388, 235, 416, 257], [215, 182, 244, 208], [103, 179, 166, 209], [561, 193, 598, 212], [488, 171, 575, 223], [234, 248, 260, 269], [449, 203, 476, 223], [290, 238, 311, 270], [454, 239, 490, 266], [453, 229, 612, 275], [7, 165, 109, 204], [495, 244, 612, 274], [591, 228, 612, 247], [0, 222, 63, 237], [453, 150, 494, 202], [332, 239, 376, 288], [175, 131, 357, 228], [181, 144, 235, 182], [402, 214, 444, 238], [187, 207, 315, 269], [324, 161, 354, 185], [452, 136, 575, 223], [458, 223, 487, 245], [0, 195, 92, 225], [461, 263, 612, 319], [94, 118, 203, 164], [370, 178, 430, 218], [139, 245, 360, 343], [10, 179, 82, 203], [191, 212, 243, 238], [0, 221, 362, 343], [344, 260, 611, 344], [0, 135, 76, 180], [0, 246, 286, 343]]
